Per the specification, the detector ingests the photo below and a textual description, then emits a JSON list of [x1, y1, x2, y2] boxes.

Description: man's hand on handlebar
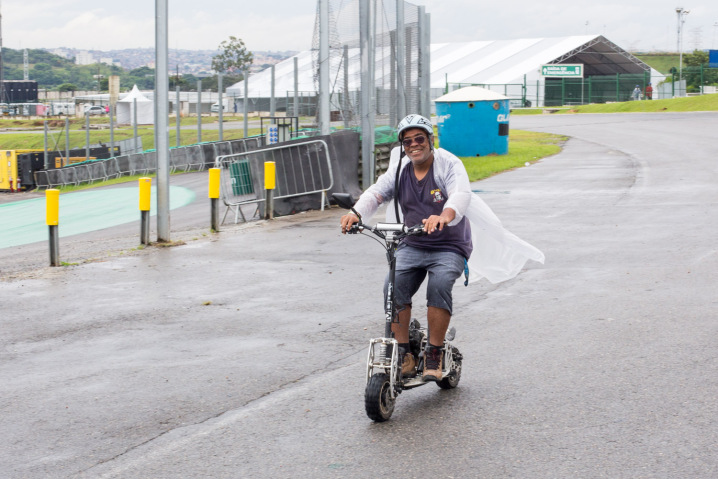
[[340, 212, 361, 234], [422, 208, 456, 234]]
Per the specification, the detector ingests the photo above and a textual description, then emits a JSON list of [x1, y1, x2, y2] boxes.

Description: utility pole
[[319, 0, 330, 135], [676, 7, 690, 87], [0, 0, 5, 104], [360, 0, 375, 188], [23, 49, 28, 80], [155, 0, 170, 241], [396, 0, 406, 121]]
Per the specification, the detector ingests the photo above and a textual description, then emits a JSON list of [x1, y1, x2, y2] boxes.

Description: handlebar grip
[[407, 224, 428, 236]]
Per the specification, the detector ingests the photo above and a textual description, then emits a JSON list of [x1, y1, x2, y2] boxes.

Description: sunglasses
[[402, 135, 428, 148]]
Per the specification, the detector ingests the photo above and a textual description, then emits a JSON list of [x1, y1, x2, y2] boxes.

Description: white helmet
[[397, 114, 433, 139]]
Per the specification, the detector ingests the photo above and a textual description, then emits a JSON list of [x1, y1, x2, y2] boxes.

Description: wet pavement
[[1, 112, 717, 478]]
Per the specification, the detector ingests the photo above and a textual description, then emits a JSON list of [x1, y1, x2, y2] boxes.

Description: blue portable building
[[435, 86, 510, 157]]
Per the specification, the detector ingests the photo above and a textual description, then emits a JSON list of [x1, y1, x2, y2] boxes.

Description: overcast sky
[[3, 0, 718, 53]]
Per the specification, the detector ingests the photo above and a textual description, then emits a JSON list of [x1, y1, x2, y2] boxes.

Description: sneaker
[[400, 350, 417, 377], [423, 345, 443, 381]]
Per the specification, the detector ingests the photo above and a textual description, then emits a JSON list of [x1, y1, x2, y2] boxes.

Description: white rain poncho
[[353, 147, 545, 284]]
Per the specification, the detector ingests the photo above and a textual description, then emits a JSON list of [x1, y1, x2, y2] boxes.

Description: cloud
[[2, 0, 717, 53], [170, 12, 316, 51]]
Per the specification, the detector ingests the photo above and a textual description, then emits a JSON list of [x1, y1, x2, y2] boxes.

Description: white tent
[[117, 85, 154, 125], [227, 35, 666, 108]]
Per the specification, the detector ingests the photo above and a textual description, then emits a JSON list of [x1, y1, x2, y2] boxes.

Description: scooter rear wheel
[[365, 373, 395, 422], [437, 347, 462, 390]]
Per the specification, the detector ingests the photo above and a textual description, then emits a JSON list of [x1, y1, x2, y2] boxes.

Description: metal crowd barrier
[[33, 137, 265, 189], [214, 139, 334, 224]]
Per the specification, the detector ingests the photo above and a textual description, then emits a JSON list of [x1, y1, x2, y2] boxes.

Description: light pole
[[676, 7, 690, 89], [0, 0, 5, 105]]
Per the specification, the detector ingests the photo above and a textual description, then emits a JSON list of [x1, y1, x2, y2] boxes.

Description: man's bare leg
[[391, 306, 411, 343], [427, 306, 450, 347]]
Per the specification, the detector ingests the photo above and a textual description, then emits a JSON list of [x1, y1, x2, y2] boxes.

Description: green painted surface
[[0, 186, 196, 249]]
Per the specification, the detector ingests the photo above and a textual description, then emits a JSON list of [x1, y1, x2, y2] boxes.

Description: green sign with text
[[541, 64, 584, 78]]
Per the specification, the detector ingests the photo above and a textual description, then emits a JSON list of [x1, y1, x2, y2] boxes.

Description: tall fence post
[[133, 98, 138, 152], [218, 74, 224, 141], [110, 104, 115, 156], [43, 121, 49, 170], [209, 168, 220, 231], [46, 189, 60, 266], [85, 112, 90, 162], [264, 161, 275, 220], [139, 177, 152, 245], [197, 80, 202, 143], [243, 69, 249, 138], [176, 85, 181, 147], [270, 66, 276, 119], [294, 57, 299, 117], [65, 117, 70, 163]]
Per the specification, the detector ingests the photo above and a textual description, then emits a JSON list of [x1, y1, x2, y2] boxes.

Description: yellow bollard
[[264, 161, 276, 190], [46, 189, 60, 266], [264, 161, 276, 220], [208, 168, 220, 199], [139, 177, 152, 211], [139, 177, 151, 244], [46, 189, 60, 226], [208, 168, 220, 231]]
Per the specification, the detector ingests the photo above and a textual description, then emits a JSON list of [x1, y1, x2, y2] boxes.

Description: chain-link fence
[[446, 68, 709, 107], [312, 0, 426, 129], [675, 64, 718, 94]]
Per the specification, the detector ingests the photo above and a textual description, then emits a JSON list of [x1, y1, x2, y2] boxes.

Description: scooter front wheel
[[365, 373, 395, 422]]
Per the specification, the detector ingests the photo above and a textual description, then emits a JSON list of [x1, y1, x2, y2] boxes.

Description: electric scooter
[[333, 193, 463, 422]]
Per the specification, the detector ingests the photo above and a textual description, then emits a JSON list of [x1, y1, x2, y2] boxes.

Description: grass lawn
[[0, 124, 265, 150], [457, 130, 566, 182], [635, 54, 681, 75], [511, 92, 718, 115]]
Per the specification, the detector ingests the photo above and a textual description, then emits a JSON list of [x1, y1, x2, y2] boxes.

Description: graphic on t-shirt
[[430, 188, 445, 203]]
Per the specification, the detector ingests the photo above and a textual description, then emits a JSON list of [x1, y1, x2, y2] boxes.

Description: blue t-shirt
[[398, 162, 473, 259]]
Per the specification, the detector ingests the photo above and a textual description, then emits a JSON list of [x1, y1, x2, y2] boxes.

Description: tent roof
[[118, 85, 152, 103], [226, 35, 664, 98], [432, 35, 657, 87]]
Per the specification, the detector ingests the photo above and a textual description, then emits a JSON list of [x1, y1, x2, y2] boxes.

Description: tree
[[57, 83, 79, 92], [682, 49, 718, 91], [211, 36, 254, 74], [198, 73, 245, 92]]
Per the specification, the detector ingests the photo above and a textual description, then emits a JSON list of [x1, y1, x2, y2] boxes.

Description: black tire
[[437, 347, 462, 390], [365, 373, 395, 422]]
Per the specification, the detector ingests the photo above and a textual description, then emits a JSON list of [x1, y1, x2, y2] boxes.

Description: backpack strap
[[394, 149, 405, 222]]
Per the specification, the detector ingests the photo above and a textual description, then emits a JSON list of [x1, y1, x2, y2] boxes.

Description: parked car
[[85, 105, 106, 115], [210, 103, 226, 113]]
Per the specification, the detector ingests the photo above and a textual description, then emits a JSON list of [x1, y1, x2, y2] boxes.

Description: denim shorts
[[384, 245, 465, 315]]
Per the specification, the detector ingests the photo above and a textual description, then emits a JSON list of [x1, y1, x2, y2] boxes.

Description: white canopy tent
[[117, 85, 154, 125], [226, 35, 666, 109]]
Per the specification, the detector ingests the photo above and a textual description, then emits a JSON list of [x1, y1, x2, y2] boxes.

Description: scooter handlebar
[[406, 224, 428, 236], [346, 223, 363, 234]]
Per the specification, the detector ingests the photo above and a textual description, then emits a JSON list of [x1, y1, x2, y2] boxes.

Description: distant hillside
[[635, 54, 681, 75], [0, 47, 296, 91], [43, 47, 296, 74]]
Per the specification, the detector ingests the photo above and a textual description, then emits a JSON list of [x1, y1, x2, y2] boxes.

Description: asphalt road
[[1, 112, 717, 478]]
